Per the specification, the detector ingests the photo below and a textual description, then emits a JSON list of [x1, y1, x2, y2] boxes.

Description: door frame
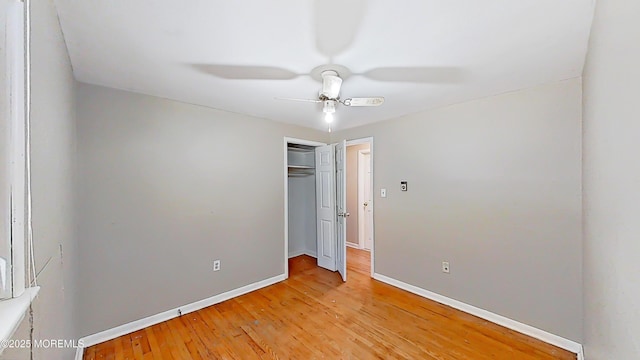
[[346, 137, 375, 277], [283, 137, 327, 278], [357, 149, 371, 250], [335, 140, 347, 281]]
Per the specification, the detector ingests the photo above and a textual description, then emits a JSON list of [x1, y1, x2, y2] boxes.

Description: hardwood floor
[[84, 248, 575, 359]]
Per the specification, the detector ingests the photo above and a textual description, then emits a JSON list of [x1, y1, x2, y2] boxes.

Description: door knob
[[338, 211, 350, 217]]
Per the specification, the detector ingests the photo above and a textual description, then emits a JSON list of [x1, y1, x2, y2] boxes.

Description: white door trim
[[345, 137, 374, 277], [335, 141, 347, 281], [346, 138, 372, 146], [283, 137, 326, 278], [357, 150, 371, 250]]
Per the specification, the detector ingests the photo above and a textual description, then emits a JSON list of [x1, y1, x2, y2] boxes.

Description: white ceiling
[[53, 0, 594, 131]]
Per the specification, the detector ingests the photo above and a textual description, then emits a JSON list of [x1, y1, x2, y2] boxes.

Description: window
[[1, 0, 28, 300]]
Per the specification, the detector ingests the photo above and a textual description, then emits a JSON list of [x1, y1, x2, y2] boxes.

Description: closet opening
[[283, 136, 374, 280], [284, 138, 326, 278]]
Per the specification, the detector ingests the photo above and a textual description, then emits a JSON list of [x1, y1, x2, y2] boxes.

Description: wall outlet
[[442, 261, 450, 274], [213, 260, 221, 271]]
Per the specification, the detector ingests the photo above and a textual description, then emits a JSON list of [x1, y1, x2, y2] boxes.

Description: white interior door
[[336, 140, 347, 282], [363, 152, 373, 250], [315, 145, 336, 271]]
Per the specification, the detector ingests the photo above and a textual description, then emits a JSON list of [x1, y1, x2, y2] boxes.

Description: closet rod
[[287, 146, 315, 153]]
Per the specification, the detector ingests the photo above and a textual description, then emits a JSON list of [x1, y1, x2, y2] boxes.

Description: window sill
[[0, 286, 40, 354]]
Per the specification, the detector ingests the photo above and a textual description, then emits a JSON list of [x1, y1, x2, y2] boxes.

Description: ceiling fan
[[189, 62, 463, 129], [187, 0, 465, 129], [276, 69, 384, 124]]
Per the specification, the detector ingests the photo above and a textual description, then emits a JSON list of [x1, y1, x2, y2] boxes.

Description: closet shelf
[[288, 165, 314, 169], [287, 146, 315, 153]]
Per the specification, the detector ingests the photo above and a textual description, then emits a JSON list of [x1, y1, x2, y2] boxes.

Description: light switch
[[380, 188, 387, 198]]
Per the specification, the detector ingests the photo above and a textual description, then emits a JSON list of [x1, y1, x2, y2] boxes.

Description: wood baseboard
[[288, 249, 317, 258], [372, 273, 584, 357], [77, 274, 286, 350]]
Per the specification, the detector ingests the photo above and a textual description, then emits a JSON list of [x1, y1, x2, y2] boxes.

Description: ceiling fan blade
[[189, 64, 299, 80], [275, 97, 322, 103], [343, 97, 385, 107], [314, 0, 367, 58], [361, 67, 466, 83]]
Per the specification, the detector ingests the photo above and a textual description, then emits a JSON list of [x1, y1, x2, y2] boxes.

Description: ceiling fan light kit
[[323, 99, 336, 113], [277, 67, 385, 129], [323, 98, 336, 124], [324, 112, 334, 124]]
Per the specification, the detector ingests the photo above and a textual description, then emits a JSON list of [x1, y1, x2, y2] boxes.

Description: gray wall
[[1, 0, 79, 359], [346, 144, 369, 246], [331, 78, 583, 341], [582, 0, 640, 357], [76, 83, 328, 336], [288, 174, 317, 257]]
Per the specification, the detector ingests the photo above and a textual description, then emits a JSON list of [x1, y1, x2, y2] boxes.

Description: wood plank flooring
[[84, 248, 575, 359]]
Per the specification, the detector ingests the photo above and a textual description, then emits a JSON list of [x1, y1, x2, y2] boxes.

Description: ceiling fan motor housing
[[320, 70, 342, 99]]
